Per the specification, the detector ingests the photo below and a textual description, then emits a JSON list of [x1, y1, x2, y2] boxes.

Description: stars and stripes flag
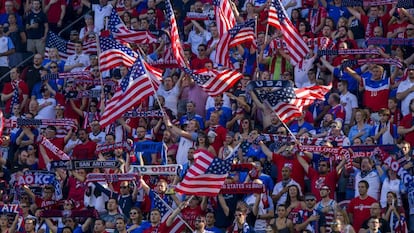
[[213, 0, 236, 68], [228, 19, 256, 48], [152, 193, 187, 233], [107, 9, 157, 44], [175, 145, 238, 196], [268, 0, 309, 65], [264, 81, 331, 123], [98, 36, 138, 72], [165, 0, 189, 68], [183, 67, 243, 96], [99, 56, 161, 127], [46, 32, 97, 60]]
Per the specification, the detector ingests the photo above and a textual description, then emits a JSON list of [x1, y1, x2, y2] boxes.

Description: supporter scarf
[[129, 164, 181, 175], [135, 141, 163, 153], [123, 110, 164, 118], [342, 0, 397, 7], [10, 80, 20, 115], [220, 183, 264, 194], [0, 204, 23, 215], [317, 48, 379, 56], [13, 170, 56, 186], [231, 163, 254, 172], [366, 37, 414, 46], [4, 118, 77, 129], [96, 141, 133, 154], [341, 58, 403, 69], [298, 145, 353, 169], [72, 79, 117, 87], [146, 59, 179, 69], [39, 209, 98, 218], [57, 71, 92, 79], [85, 173, 138, 183], [0, 110, 4, 140], [262, 134, 325, 145], [231, 222, 252, 233], [40, 136, 71, 160], [50, 160, 121, 170], [65, 89, 102, 99], [185, 12, 210, 20]]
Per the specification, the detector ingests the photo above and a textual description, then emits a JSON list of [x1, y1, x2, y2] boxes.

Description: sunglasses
[[130, 212, 137, 215], [50, 66, 57, 68], [120, 186, 128, 189]]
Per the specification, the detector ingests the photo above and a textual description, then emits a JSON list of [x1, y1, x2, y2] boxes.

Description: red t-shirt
[[272, 153, 306, 190], [347, 196, 377, 232], [44, 0, 66, 23], [72, 140, 97, 160], [35, 196, 56, 209], [399, 114, 414, 146], [307, 168, 338, 200], [181, 206, 205, 229], [38, 137, 65, 169], [360, 14, 391, 38], [2, 81, 29, 113], [67, 176, 87, 206], [191, 57, 212, 70], [206, 125, 227, 155]]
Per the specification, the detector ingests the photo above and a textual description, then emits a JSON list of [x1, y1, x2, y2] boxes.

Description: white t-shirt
[[92, 4, 113, 32], [187, 30, 211, 57], [0, 35, 14, 67], [157, 84, 180, 116], [272, 179, 302, 205], [396, 78, 414, 116], [354, 169, 380, 200], [340, 91, 358, 124], [89, 131, 106, 145], [65, 53, 90, 72], [294, 56, 316, 88], [37, 97, 56, 119]]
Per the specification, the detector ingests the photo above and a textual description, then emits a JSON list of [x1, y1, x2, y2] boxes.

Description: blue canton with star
[[164, 0, 174, 18], [272, 0, 287, 23], [205, 153, 235, 175], [228, 19, 255, 39], [107, 9, 123, 33], [46, 32, 67, 54], [266, 86, 296, 107], [99, 37, 137, 58]]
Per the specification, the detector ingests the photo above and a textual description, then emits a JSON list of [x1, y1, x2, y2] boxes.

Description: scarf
[[50, 160, 121, 170], [96, 141, 133, 154], [10, 80, 20, 115], [317, 48, 379, 56], [129, 164, 181, 175], [366, 37, 414, 46], [85, 173, 138, 183], [341, 58, 403, 69], [40, 136, 71, 160], [4, 118, 77, 129], [232, 222, 251, 233], [220, 183, 264, 194]]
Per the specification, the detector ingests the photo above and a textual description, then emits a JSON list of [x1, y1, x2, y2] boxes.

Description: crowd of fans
[[0, 0, 413, 232]]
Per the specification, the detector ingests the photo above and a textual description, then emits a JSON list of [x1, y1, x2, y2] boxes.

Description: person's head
[[106, 198, 118, 212], [163, 76, 174, 90], [337, 80, 348, 93], [355, 109, 367, 123], [33, 54, 43, 66], [370, 202, 381, 217], [10, 67, 20, 80], [31, 0, 41, 10], [149, 209, 161, 224], [276, 204, 288, 218], [281, 166, 292, 180], [360, 157, 373, 172], [368, 217, 381, 232], [186, 101, 196, 113], [4, 0, 14, 13], [371, 65, 384, 80], [409, 98, 414, 113], [24, 218, 36, 232], [129, 207, 142, 224], [378, 108, 390, 123], [288, 184, 300, 199], [386, 191, 397, 206], [353, 137, 363, 145], [77, 129, 89, 142], [328, 93, 340, 106], [205, 212, 215, 227], [234, 208, 247, 225], [93, 219, 106, 233], [115, 217, 126, 232], [209, 111, 220, 125], [156, 179, 168, 193], [73, 41, 83, 54], [400, 140, 411, 155], [197, 44, 207, 57], [318, 160, 330, 174], [358, 180, 369, 196], [194, 215, 206, 230], [304, 193, 317, 209], [119, 181, 131, 195], [62, 217, 76, 229], [319, 185, 330, 198], [369, 6, 380, 17]]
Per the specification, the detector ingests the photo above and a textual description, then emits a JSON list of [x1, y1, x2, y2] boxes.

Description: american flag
[[99, 56, 160, 127], [165, 0, 189, 68], [98, 36, 138, 72], [154, 194, 187, 233], [175, 147, 237, 196], [184, 67, 243, 96], [46, 32, 97, 60], [268, 0, 309, 65], [213, 0, 236, 68], [228, 19, 256, 48], [263, 81, 331, 123], [108, 9, 157, 44]]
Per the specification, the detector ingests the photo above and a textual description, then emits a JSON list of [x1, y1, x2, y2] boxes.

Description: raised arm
[[347, 7, 361, 20]]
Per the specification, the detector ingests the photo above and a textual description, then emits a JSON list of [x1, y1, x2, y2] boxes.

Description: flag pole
[[94, 33, 105, 89], [255, 15, 260, 80], [264, 101, 298, 142], [153, 192, 195, 232]]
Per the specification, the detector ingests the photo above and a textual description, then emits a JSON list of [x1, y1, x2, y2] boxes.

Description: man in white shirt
[[396, 64, 414, 116], [338, 80, 358, 128], [64, 41, 90, 72], [81, 0, 114, 32], [272, 166, 302, 205]]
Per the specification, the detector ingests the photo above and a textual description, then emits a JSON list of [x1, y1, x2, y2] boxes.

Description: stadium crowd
[[0, 0, 413, 232]]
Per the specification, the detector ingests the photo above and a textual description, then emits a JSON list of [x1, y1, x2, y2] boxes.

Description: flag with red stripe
[[268, 0, 309, 65], [98, 36, 138, 72], [175, 147, 237, 196], [165, 0, 189, 68], [213, 0, 236, 68], [100, 56, 158, 127], [183, 67, 243, 96], [108, 9, 157, 44]]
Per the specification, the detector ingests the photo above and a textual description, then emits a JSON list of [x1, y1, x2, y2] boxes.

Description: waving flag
[[165, 0, 189, 68], [268, 0, 308, 65], [98, 36, 138, 72], [184, 67, 243, 96], [152, 194, 187, 233], [46, 32, 97, 60], [228, 19, 256, 48], [100, 56, 159, 127], [213, 0, 236, 67], [252, 80, 331, 123], [175, 146, 238, 196], [108, 9, 157, 44]]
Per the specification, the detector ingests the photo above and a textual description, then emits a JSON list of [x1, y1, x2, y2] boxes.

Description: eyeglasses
[[234, 213, 243, 217], [130, 212, 137, 215], [21, 206, 29, 208], [147, 12, 154, 14], [198, 49, 205, 51], [195, 219, 205, 222], [406, 28, 414, 30], [319, 164, 327, 167], [90, 105, 97, 107], [276, 131, 285, 134], [120, 186, 128, 189], [305, 199, 316, 201], [50, 66, 57, 68]]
